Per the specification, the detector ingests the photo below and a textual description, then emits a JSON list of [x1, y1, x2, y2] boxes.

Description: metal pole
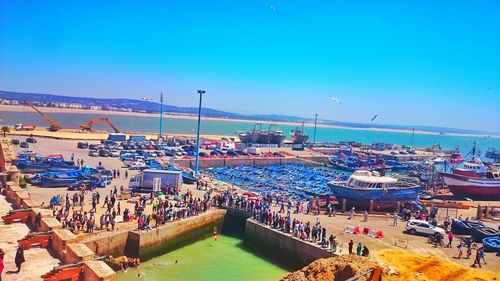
[[194, 90, 205, 177], [159, 93, 164, 140], [313, 114, 318, 143]]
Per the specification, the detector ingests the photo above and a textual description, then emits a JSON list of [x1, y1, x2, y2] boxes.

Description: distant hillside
[[0, 90, 497, 135]]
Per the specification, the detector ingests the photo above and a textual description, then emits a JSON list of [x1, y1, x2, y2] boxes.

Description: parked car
[[405, 219, 445, 236], [11, 139, 20, 145], [20, 150, 36, 156], [99, 149, 110, 157], [26, 137, 37, 143], [20, 142, 29, 148], [110, 150, 120, 157], [88, 144, 99, 150], [128, 161, 147, 170], [67, 180, 92, 191], [77, 142, 89, 149], [88, 150, 99, 157]]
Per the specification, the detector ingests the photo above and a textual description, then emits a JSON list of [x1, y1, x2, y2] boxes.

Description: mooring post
[[477, 204, 482, 220], [342, 199, 347, 213], [485, 205, 490, 219], [369, 200, 374, 213]]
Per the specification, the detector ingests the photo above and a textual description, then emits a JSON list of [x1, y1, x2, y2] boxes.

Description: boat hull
[[270, 135, 285, 145], [440, 172, 500, 200], [291, 135, 309, 144], [471, 227, 500, 242], [40, 176, 78, 187], [328, 182, 420, 210]]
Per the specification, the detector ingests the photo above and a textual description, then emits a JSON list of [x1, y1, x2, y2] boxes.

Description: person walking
[[348, 239, 354, 255], [472, 248, 482, 268], [14, 247, 25, 273], [356, 242, 363, 256], [447, 232, 454, 248], [392, 212, 398, 226], [363, 210, 368, 222], [457, 241, 465, 259], [479, 246, 486, 264]]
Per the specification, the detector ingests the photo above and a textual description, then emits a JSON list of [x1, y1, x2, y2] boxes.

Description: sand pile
[[281, 254, 378, 281], [375, 249, 499, 281]]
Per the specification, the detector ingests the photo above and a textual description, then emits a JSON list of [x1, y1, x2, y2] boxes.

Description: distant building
[[90, 105, 102, 110]]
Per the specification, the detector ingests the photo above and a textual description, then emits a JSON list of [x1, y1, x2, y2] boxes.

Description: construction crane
[[79, 117, 120, 133], [29, 105, 63, 132]]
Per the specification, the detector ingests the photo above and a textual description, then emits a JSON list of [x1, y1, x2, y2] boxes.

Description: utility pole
[[159, 93, 164, 140], [313, 114, 318, 143], [194, 90, 206, 177]]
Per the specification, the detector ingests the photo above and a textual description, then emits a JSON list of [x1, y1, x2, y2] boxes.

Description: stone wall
[[175, 156, 328, 169], [244, 219, 334, 268], [0, 137, 116, 280], [126, 209, 226, 259], [82, 230, 130, 258]]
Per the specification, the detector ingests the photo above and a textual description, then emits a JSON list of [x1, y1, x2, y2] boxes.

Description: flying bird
[[270, 5, 276, 11], [371, 114, 379, 122], [329, 96, 342, 104]]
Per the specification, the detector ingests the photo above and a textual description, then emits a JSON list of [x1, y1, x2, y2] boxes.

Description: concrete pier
[[244, 219, 334, 268]]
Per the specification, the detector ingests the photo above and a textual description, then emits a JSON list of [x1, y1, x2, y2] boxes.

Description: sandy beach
[[2, 104, 497, 139]]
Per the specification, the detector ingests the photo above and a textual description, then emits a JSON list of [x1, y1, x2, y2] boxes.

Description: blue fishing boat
[[482, 237, 500, 252], [451, 219, 471, 235], [471, 226, 499, 242], [39, 167, 98, 187], [328, 170, 421, 209], [451, 219, 485, 235]]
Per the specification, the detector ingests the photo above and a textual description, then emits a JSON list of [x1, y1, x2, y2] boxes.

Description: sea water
[[116, 235, 290, 281], [2, 111, 499, 151]]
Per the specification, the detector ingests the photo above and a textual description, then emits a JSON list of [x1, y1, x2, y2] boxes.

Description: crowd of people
[[212, 190, 373, 256]]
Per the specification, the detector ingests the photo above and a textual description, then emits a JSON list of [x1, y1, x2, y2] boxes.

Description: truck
[[129, 169, 182, 193], [15, 124, 36, 131], [107, 133, 127, 142]]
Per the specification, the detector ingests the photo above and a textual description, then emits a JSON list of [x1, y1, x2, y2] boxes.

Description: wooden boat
[[471, 226, 499, 242]]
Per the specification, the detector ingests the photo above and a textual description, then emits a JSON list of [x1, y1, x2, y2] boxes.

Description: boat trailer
[[41, 262, 84, 281], [1, 208, 32, 224], [18, 231, 53, 250]]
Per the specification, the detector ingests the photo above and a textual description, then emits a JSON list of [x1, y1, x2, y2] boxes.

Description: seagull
[[329, 96, 342, 104], [371, 114, 379, 122]]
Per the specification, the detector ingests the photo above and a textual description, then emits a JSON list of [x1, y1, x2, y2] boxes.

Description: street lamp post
[[194, 90, 206, 177], [313, 114, 318, 143], [159, 93, 164, 140]]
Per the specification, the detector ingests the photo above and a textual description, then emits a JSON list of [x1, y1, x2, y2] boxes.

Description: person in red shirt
[[0, 248, 5, 281], [447, 232, 454, 248]]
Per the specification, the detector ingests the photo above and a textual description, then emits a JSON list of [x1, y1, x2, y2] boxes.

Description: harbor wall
[[175, 156, 329, 169], [244, 219, 334, 268], [125, 209, 226, 260], [82, 230, 131, 258]]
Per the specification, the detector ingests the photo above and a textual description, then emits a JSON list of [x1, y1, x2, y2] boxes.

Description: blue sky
[[1, 1, 499, 131]]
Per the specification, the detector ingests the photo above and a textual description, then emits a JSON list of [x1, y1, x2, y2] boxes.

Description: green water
[[116, 235, 290, 281]]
